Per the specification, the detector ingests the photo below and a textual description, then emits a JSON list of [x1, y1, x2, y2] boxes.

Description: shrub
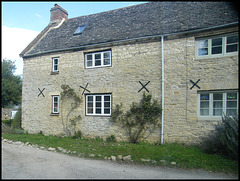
[[201, 114, 238, 160], [13, 128, 24, 134], [2, 119, 13, 127], [111, 92, 162, 143], [106, 135, 116, 142], [72, 130, 82, 139], [11, 106, 22, 129], [1, 122, 13, 134]]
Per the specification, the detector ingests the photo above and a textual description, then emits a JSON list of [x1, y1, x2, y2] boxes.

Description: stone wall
[[22, 29, 238, 144], [163, 34, 238, 144], [22, 40, 163, 142]]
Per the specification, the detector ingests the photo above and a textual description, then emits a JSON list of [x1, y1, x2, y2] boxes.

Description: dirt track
[[2, 141, 238, 179]]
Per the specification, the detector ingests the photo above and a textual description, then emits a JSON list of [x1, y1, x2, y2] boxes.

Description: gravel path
[[2, 140, 238, 179]]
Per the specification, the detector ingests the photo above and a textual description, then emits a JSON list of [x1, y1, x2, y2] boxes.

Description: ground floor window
[[86, 94, 111, 116], [198, 90, 238, 118], [52, 96, 59, 114]]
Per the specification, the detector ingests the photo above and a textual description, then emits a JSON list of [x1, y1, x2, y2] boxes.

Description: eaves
[[21, 21, 238, 59]]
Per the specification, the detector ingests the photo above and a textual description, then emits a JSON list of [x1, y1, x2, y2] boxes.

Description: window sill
[[86, 114, 111, 117], [50, 113, 59, 116], [195, 53, 238, 60], [51, 71, 59, 75]]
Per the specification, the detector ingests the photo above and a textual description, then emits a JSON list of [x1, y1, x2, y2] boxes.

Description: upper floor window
[[52, 58, 59, 72], [196, 34, 238, 58], [198, 91, 238, 119], [85, 50, 111, 68]]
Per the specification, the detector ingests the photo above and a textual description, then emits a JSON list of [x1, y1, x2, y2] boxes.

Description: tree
[[1, 59, 22, 107], [111, 92, 162, 143]]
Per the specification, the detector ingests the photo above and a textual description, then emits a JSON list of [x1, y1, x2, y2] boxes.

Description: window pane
[[87, 96, 93, 101], [198, 48, 208, 56], [226, 109, 237, 116], [104, 59, 110, 65], [96, 108, 101, 114], [104, 102, 110, 107], [200, 94, 209, 100], [227, 101, 237, 108], [227, 35, 238, 44], [54, 59, 58, 64], [104, 108, 110, 114], [54, 65, 58, 71], [211, 38, 222, 54], [104, 96, 110, 101], [96, 102, 101, 108], [200, 109, 209, 116], [212, 47, 222, 54], [95, 60, 101, 66], [87, 102, 93, 108], [200, 102, 209, 108], [87, 60, 92, 67], [86, 54, 92, 60], [198, 40, 208, 48], [212, 38, 222, 46], [227, 93, 237, 100], [213, 94, 223, 100], [227, 44, 238, 53], [95, 53, 101, 59], [104, 52, 110, 58], [213, 109, 222, 116], [213, 101, 222, 108], [96, 96, 101, 101], [88, 108, 93, 114]]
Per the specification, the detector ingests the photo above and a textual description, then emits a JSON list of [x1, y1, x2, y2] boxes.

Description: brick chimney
[[50, 4, 68, 23]]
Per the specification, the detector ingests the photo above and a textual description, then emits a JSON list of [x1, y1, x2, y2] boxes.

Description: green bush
[[72, 130, 82, 139], [106, 135, 116, 142], [111, 92, 162, 143], [1, 122, 13, 134], [201, 114, 238, 160], [11, 106, 22, 129], [2, 119, 13, 127]]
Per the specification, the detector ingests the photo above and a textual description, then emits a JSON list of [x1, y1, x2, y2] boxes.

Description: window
[[52, 58, 59, 72], [198, 91, 238, 118], [73, 25, 86, 35], [85, 50, 111, 68], [52, 96, 59, 114], [196, 34, 238, 58], [86, 94, 111, 116]]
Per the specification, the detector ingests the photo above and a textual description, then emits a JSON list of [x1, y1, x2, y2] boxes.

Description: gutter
[[21, 21, 238, 58]]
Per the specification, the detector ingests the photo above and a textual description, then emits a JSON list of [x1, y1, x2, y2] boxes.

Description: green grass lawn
[[2, 133, 238, 174]]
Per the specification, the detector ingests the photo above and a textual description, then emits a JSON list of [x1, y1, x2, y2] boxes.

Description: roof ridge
[[67, 2, 149, 21]]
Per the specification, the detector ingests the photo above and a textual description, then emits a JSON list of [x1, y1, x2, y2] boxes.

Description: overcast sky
[[2, 1, 147, 75]]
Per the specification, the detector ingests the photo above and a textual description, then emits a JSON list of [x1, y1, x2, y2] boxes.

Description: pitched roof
[[20, 1, 238, 57]]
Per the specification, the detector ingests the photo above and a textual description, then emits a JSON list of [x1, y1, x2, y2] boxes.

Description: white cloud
[[34, 13, 42, 18], [2, 26, 40, 75]]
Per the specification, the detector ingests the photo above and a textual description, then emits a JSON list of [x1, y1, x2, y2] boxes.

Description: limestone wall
[[22, 40, 162, 142], [22, 30, 238, 144], [163, 35, 238, 144]]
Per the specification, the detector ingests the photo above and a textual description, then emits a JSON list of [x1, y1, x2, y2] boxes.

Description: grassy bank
[[2, 133, 238, 174]]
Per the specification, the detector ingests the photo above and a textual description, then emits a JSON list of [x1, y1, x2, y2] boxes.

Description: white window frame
[[52, 96, 59, 114], [198, 91, 238, 120], [196, 34, 238, 59], [85, 50, 111, 68], [86, 94, 112, 116], [52, 58, 59, 72]]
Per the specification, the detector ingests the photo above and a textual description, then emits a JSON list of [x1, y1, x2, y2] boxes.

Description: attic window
[[73, 25, 86, 35]]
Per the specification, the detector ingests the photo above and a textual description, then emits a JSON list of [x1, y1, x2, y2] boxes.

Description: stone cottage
[[20, 2, 238, 144]]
